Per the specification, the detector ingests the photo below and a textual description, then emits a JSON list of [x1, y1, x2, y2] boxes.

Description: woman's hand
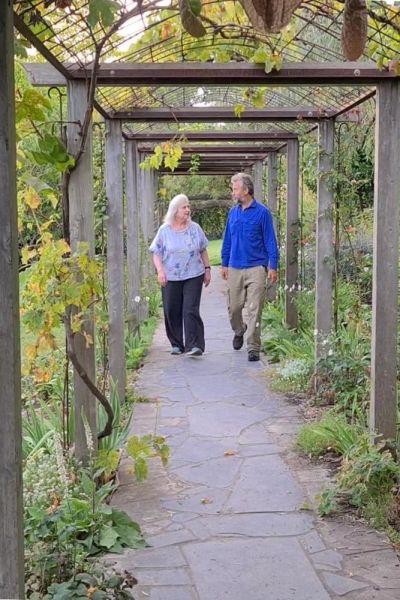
[[203, 269, 211, 287], [157, 270, 168, 287]]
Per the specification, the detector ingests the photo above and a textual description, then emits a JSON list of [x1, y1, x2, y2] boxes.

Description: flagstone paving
[[109, 269, 400, 600]]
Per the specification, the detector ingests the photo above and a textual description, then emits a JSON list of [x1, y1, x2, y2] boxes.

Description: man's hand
[[268, 269, 278, 284], [221, 266, 229, 280]]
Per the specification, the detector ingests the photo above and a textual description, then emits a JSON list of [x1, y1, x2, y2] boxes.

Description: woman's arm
[[153, 253, 167, 287], [200, 249, 211, 287]]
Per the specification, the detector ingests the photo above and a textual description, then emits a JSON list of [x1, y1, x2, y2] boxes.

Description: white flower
[[314, 329, 318, 337], [364, 267, 369, 272], [145, 296, 150, 301], [255, 322, 259, 328], [134, 296, 141, 303], [328, 349, 334, 356], [284, 284, 289, 291]]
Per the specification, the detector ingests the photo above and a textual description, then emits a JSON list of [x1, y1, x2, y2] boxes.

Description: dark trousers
[[161, 275, 205, 352]]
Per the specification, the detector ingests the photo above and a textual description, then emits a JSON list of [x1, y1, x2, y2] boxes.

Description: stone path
[[109, 269, 400, 600]]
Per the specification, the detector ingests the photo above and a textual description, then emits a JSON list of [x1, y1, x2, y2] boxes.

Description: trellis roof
[[13, 1, 400, 136]]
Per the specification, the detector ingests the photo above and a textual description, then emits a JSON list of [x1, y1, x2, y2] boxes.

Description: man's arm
[[262, 208, 279, 280], [221, 215, 232, 280]]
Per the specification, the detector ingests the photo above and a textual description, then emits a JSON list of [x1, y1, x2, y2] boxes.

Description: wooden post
[[370, 82, 400, 440], [267, 152, 279, 301], [67, 80, 97, 459], [0, 4, 24, 598], [253, 159, 264, 202], [315, 120, 334, 365], [105, 120, 125, 403], [285, 140, 299, 328], [125, 140, 141, 330]]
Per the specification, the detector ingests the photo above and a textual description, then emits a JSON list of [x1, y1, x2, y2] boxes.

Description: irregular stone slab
[[171, 436, 238, 464], [226, 455, 305, 512], [239, 422, 274, 444], [145, 529, 197, 548], [135, 567, 191, 586], [188, 374, 266, 402], [188, 403, 267, 437], [124, 546, 187, 568], [300, 530, 326, 554], [238, 443, 280, 457], [321, 572, 369, 595], [150, 586, 197, 600], [160, 404, 188, 418], [310, 548, 343, 570], [173, 456, 241, 488], [183, 538, 331, 600], [186, 512, 313, 539], [160, 388, 200, 405], [179, 354, 233, 376], [161, 488, 231, 515], [342, 549, 400, 589]]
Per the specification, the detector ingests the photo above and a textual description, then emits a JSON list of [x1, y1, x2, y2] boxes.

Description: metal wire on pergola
[[13, 0, 400, 133]]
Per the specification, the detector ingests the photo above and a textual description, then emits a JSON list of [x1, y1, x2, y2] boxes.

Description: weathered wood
[[129, 132, 297, 141], [126, 141, 141, 329], [370, 81, 400, 440], [138, 144, 277, 154], [114, 107, 334, 122], [22, 61, 400, 86], [267, 151, 279, 302], [315, 120, 334, 365], [253, 160, 264, 202], [285, 139, 299, 329], [67, 80, 97, 459], [0, 4, 24, 598], [105, 120, 126, 403]]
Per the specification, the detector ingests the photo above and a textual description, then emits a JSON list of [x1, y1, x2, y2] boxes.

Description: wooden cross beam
[[23, 62, 398, 87], [127, 132, 298, 141], [138, 144, 280, 154], [113, 107, 334, 121]]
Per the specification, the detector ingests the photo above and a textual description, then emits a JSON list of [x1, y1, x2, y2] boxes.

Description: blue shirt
[[149, 221, 208, 281], [221, 200, 279, 270]]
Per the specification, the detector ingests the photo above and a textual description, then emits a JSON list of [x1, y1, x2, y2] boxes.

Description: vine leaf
[[234, 104, 245, 118], [179, 0, 206, 38], [87, 0, 119, 28]]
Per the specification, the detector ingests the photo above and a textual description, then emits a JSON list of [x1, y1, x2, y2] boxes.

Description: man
[[221, 172, 278, 362]]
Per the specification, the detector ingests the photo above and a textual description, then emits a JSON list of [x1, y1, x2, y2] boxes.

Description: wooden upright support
[[105, 120, 126, 403], [315, 120, 334, 365], [125, 140, 141, 330], [285, 139, 299, 328], [267, 152, 279, 302], [370, 81, 400, 440], [253, 159, 264, 203], [0, 3, 24, 597], [67, 80, 97, 458]]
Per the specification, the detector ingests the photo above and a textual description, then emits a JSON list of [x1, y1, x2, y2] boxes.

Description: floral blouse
[[149, 221, 208, 281]]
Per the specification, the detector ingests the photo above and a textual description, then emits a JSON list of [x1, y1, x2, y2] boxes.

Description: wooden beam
[[285, 139, 299, 329], [128, 132, 298, 142], [125, 140, 141, 330], [370, 81, 400, 440], [266, 151, 279, 302], [253, 160, 264, 203], [0, 4, 24, 598], [315, 120, 334, 366], [105, 120, 126, 403], [113, 107, 334, 122], [22, 62, 399, 86], [138, 144, 277, 154], [67, 80, 97, 460]]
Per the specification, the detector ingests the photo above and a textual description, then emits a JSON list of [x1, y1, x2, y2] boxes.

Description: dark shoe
[[232, 325, 247, 350], [171, 346, 182, 355], [187, 347, 203, 357], [248, 351, 260, 362]]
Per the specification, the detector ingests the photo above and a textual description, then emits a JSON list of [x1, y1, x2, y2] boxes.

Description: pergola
[[2, 1, 400, 596]]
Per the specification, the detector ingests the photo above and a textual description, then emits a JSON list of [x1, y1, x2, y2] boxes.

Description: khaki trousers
[[227, 266, 267, 352]]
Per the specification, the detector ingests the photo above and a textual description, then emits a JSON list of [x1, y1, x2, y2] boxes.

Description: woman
[[149, 194, 211, 356]]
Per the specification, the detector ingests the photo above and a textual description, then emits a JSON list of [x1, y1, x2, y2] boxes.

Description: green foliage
[[251, 47, 283, 73], [297, 412, 363, 458], [126, 435, 169, 482], [271, 358, 313, 393], [98, 382, 132, 452], [42, 569, 136, 599], [29, 133, 75, 173], [88, 0, 120, 28], [140, 140, 184, 171], [207, 239, 222, 266]]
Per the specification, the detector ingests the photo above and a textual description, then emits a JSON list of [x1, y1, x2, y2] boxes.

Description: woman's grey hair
[[231, 172, 254, 197], [164, 193, 191, 225]]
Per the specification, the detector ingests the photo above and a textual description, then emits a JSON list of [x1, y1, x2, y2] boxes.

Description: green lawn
[[207, 239, 222, 266]]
